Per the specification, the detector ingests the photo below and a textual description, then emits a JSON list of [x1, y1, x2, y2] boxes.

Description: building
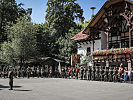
[[71, 0, 133, 69]]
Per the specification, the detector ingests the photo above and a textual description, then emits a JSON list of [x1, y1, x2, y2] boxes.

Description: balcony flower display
[[92, 47, 133, 56]]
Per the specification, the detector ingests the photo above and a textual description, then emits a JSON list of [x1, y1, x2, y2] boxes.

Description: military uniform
[[83, 67, 87, 80], [80, 67, 84, 80], [113, 67, 117, 82], [99, 66, 103, 81], [91, 67, 95, 81], [8, 68, 14, 90], [103, 67, 108, 81], [108, 67, 113, 82], [95, 67, 99, 81], [88, 67, 92, 80]]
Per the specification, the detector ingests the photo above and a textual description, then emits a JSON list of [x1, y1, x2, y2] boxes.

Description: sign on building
[[71, 54, 80, 67]]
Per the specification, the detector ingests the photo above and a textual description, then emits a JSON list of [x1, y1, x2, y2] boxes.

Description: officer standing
[[8, 66, 14, 90]]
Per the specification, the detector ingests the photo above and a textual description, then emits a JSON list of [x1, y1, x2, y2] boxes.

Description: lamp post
[[90, 7, 96, 15]]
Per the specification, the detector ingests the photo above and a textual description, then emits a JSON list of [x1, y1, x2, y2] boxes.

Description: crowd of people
[[0, 65, 133, 83]]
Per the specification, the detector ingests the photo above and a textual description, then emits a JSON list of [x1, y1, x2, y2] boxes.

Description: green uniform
[[91, 67, 95, 81], [95, 67, 99, 81], [88, 67, 92, 80], [99, 67, 104, 81], [108, 68, 113, 82], [8, 71, 14, 90], [103, 68, 108, 81]]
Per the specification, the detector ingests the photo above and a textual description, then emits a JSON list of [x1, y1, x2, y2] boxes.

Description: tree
[[45, 0, 84, 38], [45, 0, 84, 63], [57, 27, 81, 63], [0, 0, 26, 45], [0, 18, 37, 66], [36, 23, 58, 57], [78, 15, 95, 29], [0, 42, 16, 66]]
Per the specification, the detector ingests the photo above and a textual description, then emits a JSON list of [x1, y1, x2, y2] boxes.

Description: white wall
[[77, 40, 101, 56], [77, 41, 92, 56], [77, 39, 101, 63], [94, 40, 101, 51]]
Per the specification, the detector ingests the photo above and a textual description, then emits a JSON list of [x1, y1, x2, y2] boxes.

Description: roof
[[83, 0, 133, 34], [24, 57, 64, 63], [71, 29, 88, 41]]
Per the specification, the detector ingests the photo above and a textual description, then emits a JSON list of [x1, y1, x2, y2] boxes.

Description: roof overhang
[[83, 0, 133, 34]]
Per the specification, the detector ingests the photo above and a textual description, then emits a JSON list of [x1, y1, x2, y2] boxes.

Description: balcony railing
[[92, 47, 133, 56], [92, 47, 133, 62]]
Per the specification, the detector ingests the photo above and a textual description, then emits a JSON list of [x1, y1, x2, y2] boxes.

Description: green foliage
[[78, 15, 95, 29], [0, 42, 16, 66], [57, 27, 81, 63], [0, 18, 37, 66], [45, 0, 84, 63], [0, 0, 26, 44], [36, 23, 58, 57], [80, 54, 92, 67], [45, 0, 84, 38]]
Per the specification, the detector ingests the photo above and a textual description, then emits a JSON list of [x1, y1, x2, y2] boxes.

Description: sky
[[16, 0, 107, 24]]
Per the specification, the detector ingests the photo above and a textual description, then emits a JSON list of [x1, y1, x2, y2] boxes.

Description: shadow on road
[[0, 84, 22, 89], [14, 89, 32, 91]]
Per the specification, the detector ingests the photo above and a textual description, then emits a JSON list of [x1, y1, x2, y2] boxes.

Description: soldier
[[21, 67, 25, 78], [91, 67, 95, 81], [80, 67, 84, 80], [64, 66, 68, 78], [113, 67, 118, 82], [17, 69, 20, 78], [8, 66, 14, 90], [37, 67, 40, 78], [49, 66, 53, 78], [116, 67, 119, 82], [108, 67, 113, 82], [83, 67, 87, 80], [41, 67, 44, 78], [103, 67, 108, 81], [3, 67, 6, 78], [27, 66, 31, 78], [95, 67, 99, 81], [88, 66, 92, 80], [75, 67, 79, 79], [99, 66, 103, 81]]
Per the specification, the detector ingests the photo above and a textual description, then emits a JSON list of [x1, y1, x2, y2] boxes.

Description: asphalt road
[[0, 78, 133, 100]]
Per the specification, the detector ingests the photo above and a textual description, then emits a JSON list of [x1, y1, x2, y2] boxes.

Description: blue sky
[[16, 0, 107, 24]]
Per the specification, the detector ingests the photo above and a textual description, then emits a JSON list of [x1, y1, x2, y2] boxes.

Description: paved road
[[0, 78, 133, 100]]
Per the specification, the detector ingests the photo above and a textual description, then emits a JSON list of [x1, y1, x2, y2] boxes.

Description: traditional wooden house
[[71, 0, 133, 69]]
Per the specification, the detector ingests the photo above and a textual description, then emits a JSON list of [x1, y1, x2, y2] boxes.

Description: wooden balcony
[[92, 48, 133, 63]]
